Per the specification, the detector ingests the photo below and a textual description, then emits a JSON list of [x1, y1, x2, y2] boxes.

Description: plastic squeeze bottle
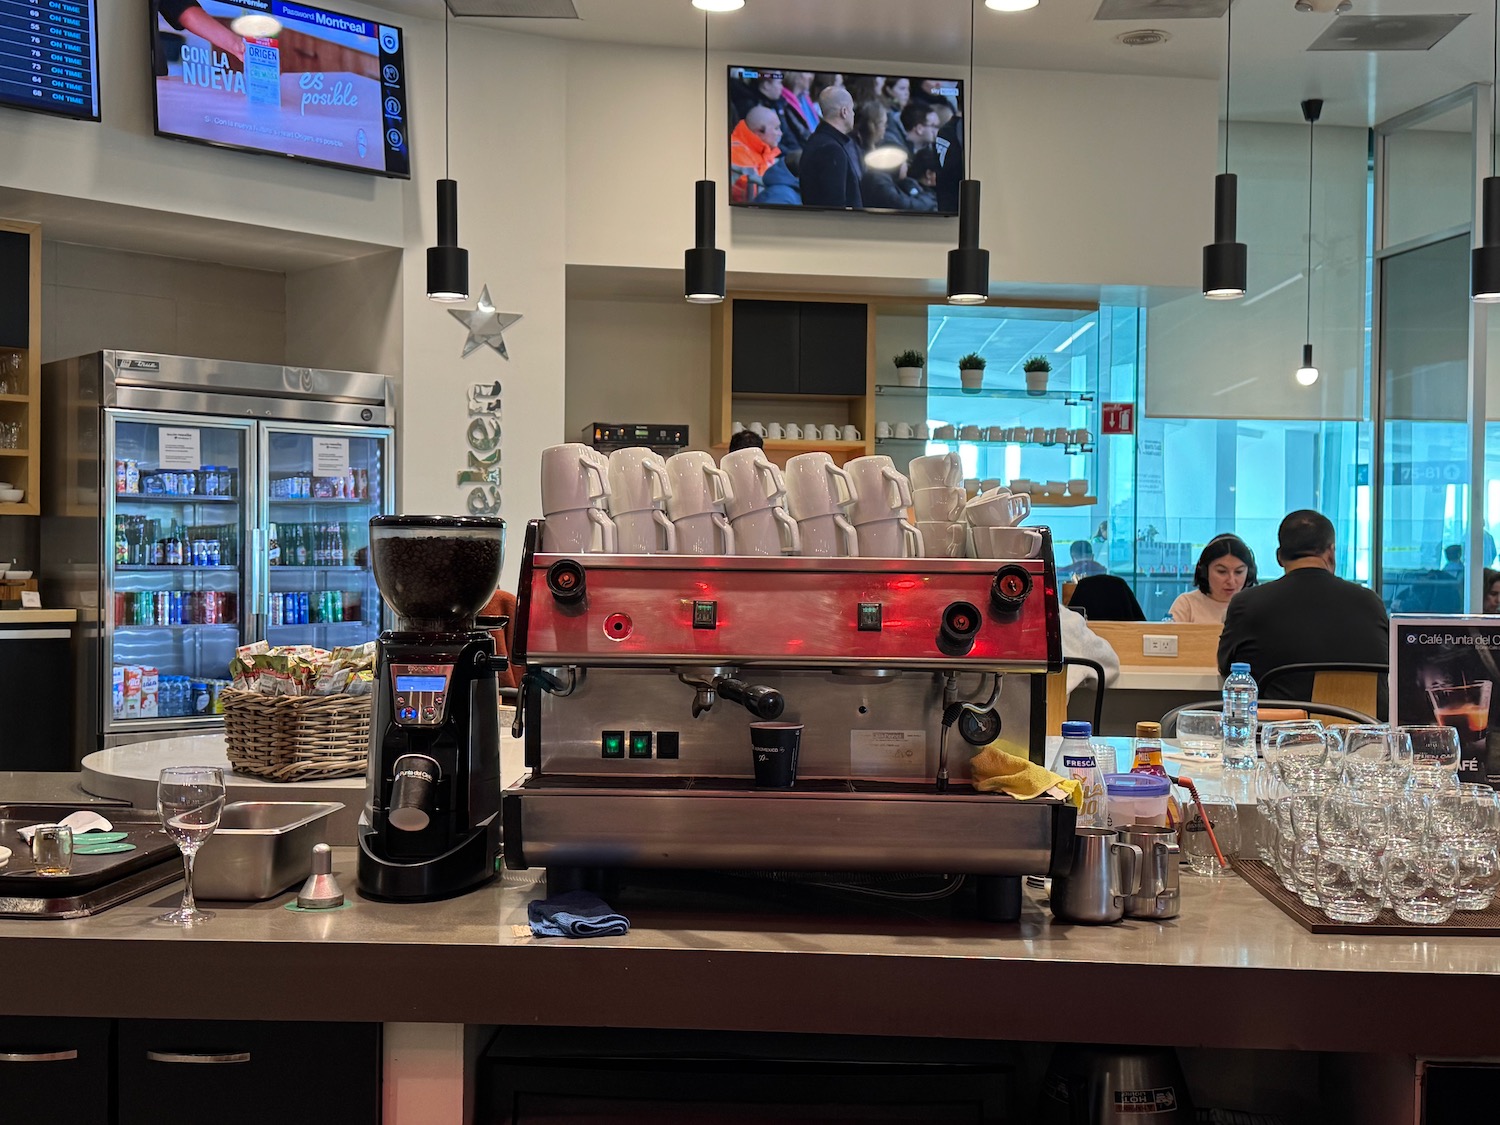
[[1131, 721, 1180, 826]]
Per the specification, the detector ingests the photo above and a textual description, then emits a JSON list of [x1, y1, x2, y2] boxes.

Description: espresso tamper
[[297, 843, 345, 909]]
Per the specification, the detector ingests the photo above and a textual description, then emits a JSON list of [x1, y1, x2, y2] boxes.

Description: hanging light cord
[[967, 0, 976, 164], [444, 2, 450, 179], [1223, 0, 1232, 174], [1492, 0, 1497, 175], [1305, 113, 1315, 343], [703, 12, 709, 180]]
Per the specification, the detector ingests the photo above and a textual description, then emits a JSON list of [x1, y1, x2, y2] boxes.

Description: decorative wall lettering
[[459, 381, 503, 516]]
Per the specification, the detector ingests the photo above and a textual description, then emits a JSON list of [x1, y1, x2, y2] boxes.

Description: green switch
[[629, 731, 653, 759], [601, 730, 625, 759]]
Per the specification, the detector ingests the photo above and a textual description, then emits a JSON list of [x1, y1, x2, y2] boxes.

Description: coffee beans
[[371, 533, 502, 629]]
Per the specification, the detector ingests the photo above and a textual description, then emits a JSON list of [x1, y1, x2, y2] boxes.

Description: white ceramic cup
[[1025, 427, 1046, 444], [960, 424, 982, 441], [1070, 428, 1093, 445], [804, 421, 821, 438], [844, 455, 915, 525], [876, 422, 893, 438], [749, 422, 767, 436], [934, 424, 957, 439], [973, 526, 1043, 559], [912, 485, 966, 522], [541, 443, 609, 514], [856, 517, 924, 558], [767, 422, 786, 440], [543, 506, 617, 554], [798, 512, 859, 557], [673, 511, 735, 555], [732, 505, 801, 555], [966, 489, 1031, 528], [665, 450, 735, 521], [821, 424, 841, 441], [784, 452, 856, 520], [916, 521, 967, 558], [841, 424, 860, 441], [721, 447, 787, 519], [1004, 426, 1026, 442], [980, 478, 1001, 493], [606, 447, 672, 515], [785, 423, 803, 440], [615, 509, 676, 554], [1068, 478, 1090, 496], [909, 452, 963, 489], [894, 422, 915, 439], [1009, 478, 1033, 494], [1046, 480, 1067, 497], [731, 421, 745, 434], [915, 423, 930, 439], [964, 478, 982, 498], [986, 425, 1005, 442]]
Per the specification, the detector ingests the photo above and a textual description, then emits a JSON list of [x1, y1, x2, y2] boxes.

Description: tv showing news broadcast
[[727, 67, 964, 216], [151, 1, 410, 178], [0, 0, 100, 121]]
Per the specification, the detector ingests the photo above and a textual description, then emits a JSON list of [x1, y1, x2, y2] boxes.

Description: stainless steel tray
[[0, 805, 181, 919], [194, 802, 344, 901]]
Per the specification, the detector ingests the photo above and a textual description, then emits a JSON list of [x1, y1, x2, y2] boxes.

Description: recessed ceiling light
[[1116, 28, 1171, 47], [692, 0, 745, 10], [985, 0, 1039, 10]]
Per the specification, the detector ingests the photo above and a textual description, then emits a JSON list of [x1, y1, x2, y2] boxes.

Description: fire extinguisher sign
[[1101, 402, 1135, 436]]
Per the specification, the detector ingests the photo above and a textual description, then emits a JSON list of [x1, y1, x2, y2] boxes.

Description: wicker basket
[[221, 688, 371, 782]]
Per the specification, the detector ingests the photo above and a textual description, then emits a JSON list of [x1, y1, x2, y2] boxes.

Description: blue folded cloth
[[527, 890, 630, 938]]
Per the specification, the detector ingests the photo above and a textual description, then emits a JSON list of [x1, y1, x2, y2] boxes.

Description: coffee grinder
[[357, 515, 506, 901]]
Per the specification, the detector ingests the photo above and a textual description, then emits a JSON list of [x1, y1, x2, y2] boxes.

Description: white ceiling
[[366, 0, 1499, 129]]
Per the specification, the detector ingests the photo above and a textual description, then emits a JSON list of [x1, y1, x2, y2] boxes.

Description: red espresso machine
[[502, 520, 1074, 922]]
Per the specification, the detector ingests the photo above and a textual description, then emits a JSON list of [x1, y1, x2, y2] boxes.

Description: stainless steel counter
[[0, 853, 1496, 1056]]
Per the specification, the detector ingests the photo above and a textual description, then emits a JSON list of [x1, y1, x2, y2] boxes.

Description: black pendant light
[[947, 0, 989, 304], [1474, 0, 1500, 302], [1296, 99, 1322, 386], [684, 9, 726, 304], [426, 3, 468, 302], [1203, 0, 1246, 300]]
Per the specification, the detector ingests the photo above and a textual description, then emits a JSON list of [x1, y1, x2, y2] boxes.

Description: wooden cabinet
[[0, 1016, 113, 1121], [711, 293, 876, 465], [0, 219, 40, 516]]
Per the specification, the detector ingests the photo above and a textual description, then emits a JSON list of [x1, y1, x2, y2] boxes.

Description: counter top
[[0, 609, 77, 624], [0, 850, 1496, 1055]]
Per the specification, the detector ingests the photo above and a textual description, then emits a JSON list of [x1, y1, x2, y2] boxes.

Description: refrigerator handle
[[250, 527, 266, 625]]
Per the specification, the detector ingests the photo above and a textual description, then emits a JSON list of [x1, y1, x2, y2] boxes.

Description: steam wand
[[936, 672, 1002, 793]]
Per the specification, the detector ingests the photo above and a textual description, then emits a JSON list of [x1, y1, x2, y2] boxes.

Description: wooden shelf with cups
[[0, 218, 40, 517]]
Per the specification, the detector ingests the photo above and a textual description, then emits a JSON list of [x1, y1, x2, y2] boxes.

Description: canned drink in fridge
[[169, 590, 184, 625], [297, 591, 310, 625], [202, 591, 217, 625], [115, 459, 128, 494], [330, 590, 343, 622], [154, 591, 170, 626], [125, 460, 140, 494], [356, 467, 369, 500], [284, 592, 297, 624]]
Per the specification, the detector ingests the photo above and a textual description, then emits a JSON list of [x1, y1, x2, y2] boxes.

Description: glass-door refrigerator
[[42, 351, 395, 763]]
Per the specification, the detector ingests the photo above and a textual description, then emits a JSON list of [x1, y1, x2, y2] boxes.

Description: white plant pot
[[959, 369, 985, 393], [896, 367, 924, 387], [1025, 370, 1049, 396]]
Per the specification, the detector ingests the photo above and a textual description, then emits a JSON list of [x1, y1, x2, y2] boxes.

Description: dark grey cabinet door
[[117, 1019, 380, 1125], [797, 303, 867, 396], [0, 1017, 112, 1124], [731, 300, 801, 395]]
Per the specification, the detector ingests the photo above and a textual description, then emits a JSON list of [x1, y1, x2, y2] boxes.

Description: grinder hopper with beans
[[356, 515, 507, 902]]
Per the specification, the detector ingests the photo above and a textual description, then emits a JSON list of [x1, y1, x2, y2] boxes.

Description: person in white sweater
[[1169, 534, 1258, 625]]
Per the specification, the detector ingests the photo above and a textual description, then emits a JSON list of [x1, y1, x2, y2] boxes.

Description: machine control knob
[[546, 559, 587, 604], [989, 565, 1034, 616], [937, 600, 983, 657]]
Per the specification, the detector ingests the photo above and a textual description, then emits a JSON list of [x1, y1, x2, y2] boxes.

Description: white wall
[[285, 251, 404, 376], [1145, 122, 1370, 422], [564, 43, 1217, 290]]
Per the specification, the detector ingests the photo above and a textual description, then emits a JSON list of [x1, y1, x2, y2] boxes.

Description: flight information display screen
[[0, 0, 101, 121]]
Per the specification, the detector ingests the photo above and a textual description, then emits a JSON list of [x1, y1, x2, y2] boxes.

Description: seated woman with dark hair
[[1170, 534, 1257, 624]]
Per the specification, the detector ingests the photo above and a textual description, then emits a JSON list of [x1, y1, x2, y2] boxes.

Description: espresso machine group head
[[357, 515, 506, 902]]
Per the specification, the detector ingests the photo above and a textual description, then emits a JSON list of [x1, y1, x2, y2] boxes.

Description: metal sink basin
[[194, 801, 344, 901]]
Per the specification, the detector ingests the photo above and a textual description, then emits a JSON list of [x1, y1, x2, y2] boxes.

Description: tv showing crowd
[[727, 68, 965, 215]]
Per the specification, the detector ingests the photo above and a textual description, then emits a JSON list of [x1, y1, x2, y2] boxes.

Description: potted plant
[[958, 352, 987, 394], [892, 349, 925, 388], [1023, 355, 1051, 396]]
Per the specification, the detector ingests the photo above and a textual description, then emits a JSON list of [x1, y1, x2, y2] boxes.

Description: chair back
[[1262, 662, 1387, 723], [1066, 575, 1145, 622], [1045, 658, 1108, 737]]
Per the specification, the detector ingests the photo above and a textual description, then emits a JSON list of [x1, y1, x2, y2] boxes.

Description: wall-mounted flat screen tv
[[151, 1, 410, 178], [728, 67, 964, 216], [0, 0, 101, 121]]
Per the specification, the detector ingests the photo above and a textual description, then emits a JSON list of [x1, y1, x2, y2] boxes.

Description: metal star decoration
[[449, 285, 522, 359]]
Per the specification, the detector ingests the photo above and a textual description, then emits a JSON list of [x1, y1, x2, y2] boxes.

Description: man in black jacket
[[799, 87, 862, 209], [1218, 509, 1389, 715]]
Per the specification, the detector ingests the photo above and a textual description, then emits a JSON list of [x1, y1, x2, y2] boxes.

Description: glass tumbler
[[1176, 709, 1223, 762], [1315, 788, 1387, 924], [30, 824, 73, 876], [1180, 794, 1239, 877]]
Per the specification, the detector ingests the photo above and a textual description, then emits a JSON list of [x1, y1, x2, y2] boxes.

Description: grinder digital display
[[390, 664, 451, 726]]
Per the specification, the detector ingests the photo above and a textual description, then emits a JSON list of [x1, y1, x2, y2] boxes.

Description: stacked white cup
[[965, 486, 1036, 558], [722, 446, 800, 555], [665, 451, 736, 555], [844, 455, 922, 558], [909, 453, 967, 558], [541, 443, 616, 553], [784, 452, 859, 557], [606, 447, 676, 554]]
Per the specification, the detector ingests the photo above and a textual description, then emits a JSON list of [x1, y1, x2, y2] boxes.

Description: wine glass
[[156, 766, 226, 926]]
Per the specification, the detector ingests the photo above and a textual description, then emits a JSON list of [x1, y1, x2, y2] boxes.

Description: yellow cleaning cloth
[[970, 741, 1082, 807]]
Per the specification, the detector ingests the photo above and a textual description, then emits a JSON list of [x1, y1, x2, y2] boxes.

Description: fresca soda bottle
[[1060, 721, 1109, 828]]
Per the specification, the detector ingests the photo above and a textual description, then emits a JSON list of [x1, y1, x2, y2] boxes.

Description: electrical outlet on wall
[[1143, 634, 1178, 658]]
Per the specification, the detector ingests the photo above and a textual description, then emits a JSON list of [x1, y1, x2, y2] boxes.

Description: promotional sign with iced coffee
[[1392, 615, 1500, 784]]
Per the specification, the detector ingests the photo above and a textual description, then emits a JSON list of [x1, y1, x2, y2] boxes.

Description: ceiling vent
[[444, 0, 580, 16], [1306, 14, 1468, 51], [1095, 0, 1228, 20], [1116, 28, 1173, 45]]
